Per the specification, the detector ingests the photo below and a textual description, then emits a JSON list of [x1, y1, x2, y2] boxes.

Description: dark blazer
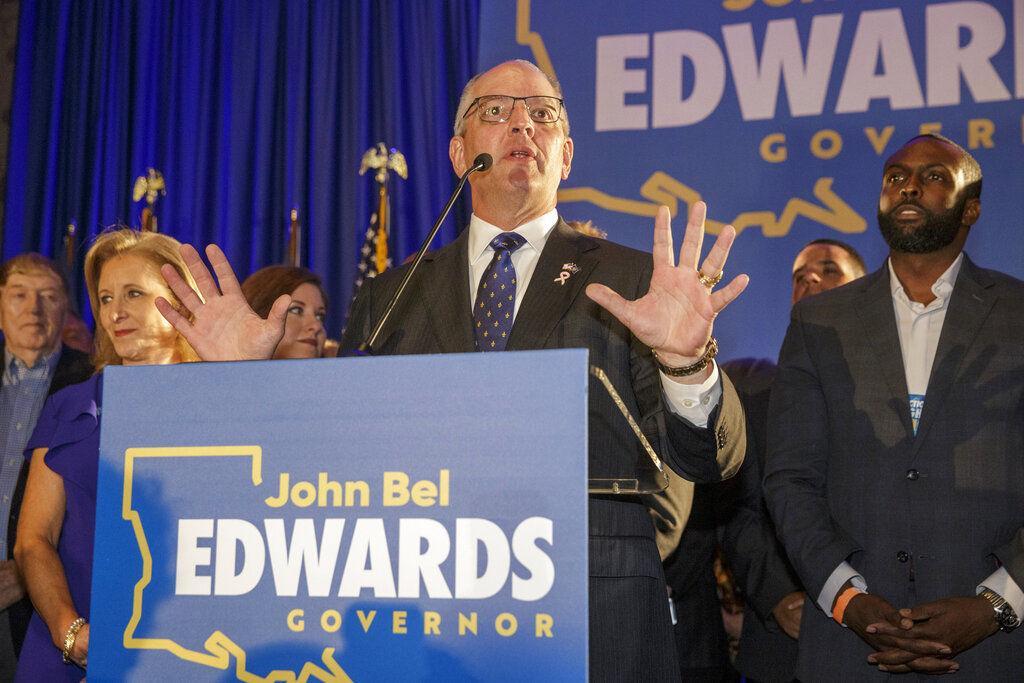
[[1, 340, 93, 655], [658, 478, 733, 679], [655, 359, 800, 682], [341, 219, 745, 682], [764, 256, 1024, 680], [719, 359, 800, 683]]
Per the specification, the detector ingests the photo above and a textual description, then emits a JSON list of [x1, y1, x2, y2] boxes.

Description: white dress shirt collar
[[887, 252, 963, 312], [467, 209, 560, 268], [3, 344, 62, 385]]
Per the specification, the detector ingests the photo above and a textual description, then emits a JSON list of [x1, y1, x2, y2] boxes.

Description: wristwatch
[[979, 588, 1021, 633]]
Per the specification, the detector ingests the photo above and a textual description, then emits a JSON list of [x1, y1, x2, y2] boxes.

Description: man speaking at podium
[[158, 60, 749, 681]]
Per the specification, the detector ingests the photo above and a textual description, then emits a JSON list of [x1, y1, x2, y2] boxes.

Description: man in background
[[0, 253, 92, 677], [789, 239, 868, 305]]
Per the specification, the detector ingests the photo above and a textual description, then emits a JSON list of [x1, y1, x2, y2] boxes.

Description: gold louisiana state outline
[[514, 0, 867, 236], [122, 446, 352, 683]]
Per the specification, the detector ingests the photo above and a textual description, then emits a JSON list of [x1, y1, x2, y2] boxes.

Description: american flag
[[352, 192, 391, 292]]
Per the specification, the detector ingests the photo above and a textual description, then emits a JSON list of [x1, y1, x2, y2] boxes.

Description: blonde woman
[[13, 229, 198, 680]]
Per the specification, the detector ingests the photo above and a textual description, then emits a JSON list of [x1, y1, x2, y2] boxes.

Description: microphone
[[358, 153, 492, 353], [473, 152, 492, 172]]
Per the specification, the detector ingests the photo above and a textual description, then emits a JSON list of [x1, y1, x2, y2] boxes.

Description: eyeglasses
[[462, 95, 565, 125]]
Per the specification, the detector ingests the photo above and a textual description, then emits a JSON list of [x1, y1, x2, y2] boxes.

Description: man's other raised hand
[[156, 244, 290, 361]]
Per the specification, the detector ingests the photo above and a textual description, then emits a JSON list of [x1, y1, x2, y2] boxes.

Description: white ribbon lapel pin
[[554, 262, 580, 285]]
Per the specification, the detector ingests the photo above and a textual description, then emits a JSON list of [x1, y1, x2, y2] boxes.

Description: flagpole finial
[[287, 208, 302, 267], [63, 221, 78, 277], [359, 143, 408, 185], [132, 167, 166, 232]]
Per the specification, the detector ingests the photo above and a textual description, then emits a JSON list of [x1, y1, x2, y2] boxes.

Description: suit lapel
[[911, 255, 995, 453], [854, 268, 914, 438], [421, 230, 475, 353], [506, 220, 600, 351]]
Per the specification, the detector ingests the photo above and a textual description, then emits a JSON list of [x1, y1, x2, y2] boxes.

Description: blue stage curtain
[[3, 0, 479, 332]]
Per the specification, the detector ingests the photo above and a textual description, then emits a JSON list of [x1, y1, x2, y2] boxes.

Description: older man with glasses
[[160, 59, 750, 682]]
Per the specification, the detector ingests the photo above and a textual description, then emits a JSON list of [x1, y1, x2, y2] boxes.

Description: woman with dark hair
[[14, 228, 199, 680], [241, 265, 328, 359]]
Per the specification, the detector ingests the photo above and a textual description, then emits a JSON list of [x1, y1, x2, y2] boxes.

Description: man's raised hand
[[156, 244, 290, 361], [585, 202, 749, 379]]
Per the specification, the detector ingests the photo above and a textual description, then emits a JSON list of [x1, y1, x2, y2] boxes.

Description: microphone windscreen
[[473, 153, 493, 172]]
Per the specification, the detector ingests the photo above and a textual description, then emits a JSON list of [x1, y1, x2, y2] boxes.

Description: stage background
[[3, 0, 1022, 360]]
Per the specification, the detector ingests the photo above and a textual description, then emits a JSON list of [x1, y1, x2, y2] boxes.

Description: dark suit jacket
[[716, 359, 802, 682], [341, 219, 745, 682], [645, 369, 747, 679], [656, 359, 800, 682], [764, 256, 1024, 680], [658, 478, 733, 678], [1, 341, 93, 655]]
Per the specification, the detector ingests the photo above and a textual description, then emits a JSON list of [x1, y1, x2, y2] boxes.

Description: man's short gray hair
[[452, 60, 570, 137]]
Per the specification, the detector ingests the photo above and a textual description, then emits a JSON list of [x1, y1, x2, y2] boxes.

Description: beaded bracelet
[[652, 337, 718, 377]]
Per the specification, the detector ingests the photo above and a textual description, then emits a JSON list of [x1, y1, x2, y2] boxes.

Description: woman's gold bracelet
[[61, 617, 87, 665]]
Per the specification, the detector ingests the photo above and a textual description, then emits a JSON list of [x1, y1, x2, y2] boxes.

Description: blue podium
[[89, 350, 589, 681]]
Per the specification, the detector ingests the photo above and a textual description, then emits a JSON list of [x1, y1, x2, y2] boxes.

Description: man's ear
[[962, 197, 980, 228], [449, 136, 466, 176], [561, 137, 574, 180]]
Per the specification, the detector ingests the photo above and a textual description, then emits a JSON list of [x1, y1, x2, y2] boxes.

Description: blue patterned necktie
[[473, 232, 527, 351]]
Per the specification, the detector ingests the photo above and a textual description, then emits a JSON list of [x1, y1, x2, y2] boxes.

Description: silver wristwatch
[[979, 588, 1021, 633]]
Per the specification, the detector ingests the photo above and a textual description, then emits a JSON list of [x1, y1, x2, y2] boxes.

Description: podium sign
[[89, 350, 589, 681]]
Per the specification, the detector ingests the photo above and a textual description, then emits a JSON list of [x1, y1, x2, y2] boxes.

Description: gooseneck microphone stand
[[358, 153, 493, 354]]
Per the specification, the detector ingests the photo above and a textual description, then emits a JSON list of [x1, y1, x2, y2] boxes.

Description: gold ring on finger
[[698, 269, 724, 288]]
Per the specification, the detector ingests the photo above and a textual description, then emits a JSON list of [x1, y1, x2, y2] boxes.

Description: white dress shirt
[[818, 254, 1024, 620], [467, 211, 721, 428], [0, 345, 61, 553]]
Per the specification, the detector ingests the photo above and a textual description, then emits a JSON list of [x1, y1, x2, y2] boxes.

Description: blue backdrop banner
[[90, 350, 589, 681], [478, 0, 1024, 360]]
